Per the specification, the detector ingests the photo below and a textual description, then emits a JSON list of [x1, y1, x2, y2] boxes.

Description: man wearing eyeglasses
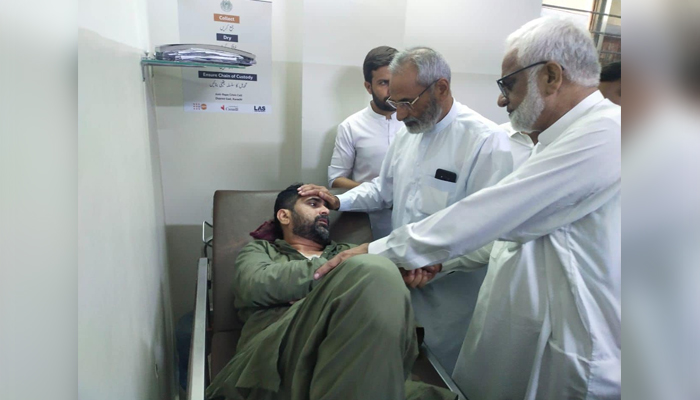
[[306, 17, 621, 400], [300, 47, 514, 374]]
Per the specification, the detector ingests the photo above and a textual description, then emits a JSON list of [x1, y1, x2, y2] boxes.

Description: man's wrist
[[335, 194, 346, 211], [333, 197, 341, 210]]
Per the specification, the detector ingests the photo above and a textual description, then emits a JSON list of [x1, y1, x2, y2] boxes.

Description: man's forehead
[[373, 65, 391, 79], [389, 65, 420, 98], [501, 51, 519, 75]]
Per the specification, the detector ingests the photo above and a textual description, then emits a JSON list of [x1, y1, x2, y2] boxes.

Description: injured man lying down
[[206, 184, 456, 400]]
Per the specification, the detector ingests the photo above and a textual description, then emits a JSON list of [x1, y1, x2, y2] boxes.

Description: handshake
[[400, 264, 442, 289]]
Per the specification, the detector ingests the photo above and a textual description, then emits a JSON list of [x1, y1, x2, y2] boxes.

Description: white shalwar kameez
[[338, 100, 513, 373], [369, 92, 621, 399]]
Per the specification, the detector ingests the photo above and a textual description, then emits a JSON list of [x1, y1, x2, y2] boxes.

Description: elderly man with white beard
[[299, 47, 514, 374], [306, 17, 621, 399]]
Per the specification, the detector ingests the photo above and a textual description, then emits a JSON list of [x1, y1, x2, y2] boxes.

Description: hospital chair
[[187, 190, 466, 400]]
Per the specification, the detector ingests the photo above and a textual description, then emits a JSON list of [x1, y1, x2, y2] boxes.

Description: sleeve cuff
[[338, 193, 352, 211], [367, 238, 387, 256], [440, 242, 493, 272], [426, 269, 455, 284], [327, 167, 351, 188], [440, 258, 460, 272]]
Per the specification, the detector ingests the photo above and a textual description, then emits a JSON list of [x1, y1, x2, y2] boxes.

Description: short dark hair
[[600, 61, 621, 82], [363, 46, 398, 83], [273, 183, 303, 237]]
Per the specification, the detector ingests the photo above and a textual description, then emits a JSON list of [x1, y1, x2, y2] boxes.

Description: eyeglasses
[[386, 80, 439, 110], [496, 61, 548, 99]]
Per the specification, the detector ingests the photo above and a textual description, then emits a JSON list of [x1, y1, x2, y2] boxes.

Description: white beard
[[403, 95, 443, 134], [510, 73, 545, 133]]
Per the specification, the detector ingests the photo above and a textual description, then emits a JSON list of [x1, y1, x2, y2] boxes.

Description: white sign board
[[178, 0, 272, 114]]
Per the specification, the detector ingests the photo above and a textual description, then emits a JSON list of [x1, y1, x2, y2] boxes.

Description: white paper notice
[[178, 0, 272, 114]]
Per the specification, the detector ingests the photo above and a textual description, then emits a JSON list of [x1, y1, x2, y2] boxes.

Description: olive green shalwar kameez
[[206, 239, 456, 400]]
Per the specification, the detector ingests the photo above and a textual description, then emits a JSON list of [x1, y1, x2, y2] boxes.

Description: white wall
[[1, 2, 76, 397], [78, 0, 176, 398]]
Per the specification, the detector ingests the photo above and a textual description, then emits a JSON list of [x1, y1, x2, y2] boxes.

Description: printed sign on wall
[[178, 0, 272, 114]]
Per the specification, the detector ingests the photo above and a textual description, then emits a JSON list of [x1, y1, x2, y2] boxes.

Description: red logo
[[221, 105, 225, 110]]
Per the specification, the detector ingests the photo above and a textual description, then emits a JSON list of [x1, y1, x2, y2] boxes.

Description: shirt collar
[[500, 121, 534, 147], [273, 238, 337, 256], [366, 105, 397, 121], [500, 121, 514, 135], [425, 98, 458, 135], [538, 91, 604, 146], [501, 122, 525, 139], [273, 239, 295, 253], [512, 131, 534, 147]]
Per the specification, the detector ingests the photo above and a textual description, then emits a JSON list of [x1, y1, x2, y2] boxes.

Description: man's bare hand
[[314, 243, 369, 280], [400, 264, 442, 288], [297, 184, 341, 211]]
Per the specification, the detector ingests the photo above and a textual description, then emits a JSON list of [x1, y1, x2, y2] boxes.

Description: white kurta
[[328, 106, 402, 239], [338, 100, 513, 373], [369, 92, 621, 399]]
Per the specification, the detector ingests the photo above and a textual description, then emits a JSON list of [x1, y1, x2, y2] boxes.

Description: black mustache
[[315, 216, 330, 224]]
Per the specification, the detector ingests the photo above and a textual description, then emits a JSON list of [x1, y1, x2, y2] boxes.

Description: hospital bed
[[187, 190, 467, 400]]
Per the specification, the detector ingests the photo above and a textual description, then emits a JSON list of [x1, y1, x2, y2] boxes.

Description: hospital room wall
[[299, 0, 542, 181], [78, 0, 177, 398], [155, 0, 542, 326]]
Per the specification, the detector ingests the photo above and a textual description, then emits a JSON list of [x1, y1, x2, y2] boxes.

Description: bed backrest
[[211, 190, 373, 332]]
